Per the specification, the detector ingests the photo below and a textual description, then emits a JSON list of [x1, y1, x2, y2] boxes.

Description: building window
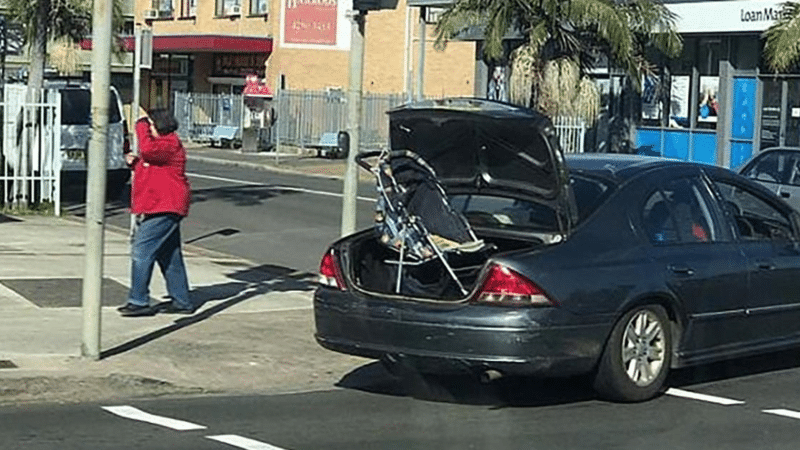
[[640, 36, 744, 131], [250, 0, 268, 15], [217, 0, 241, 16], [179, 0, 197, 17], [150, 0, 174, 18]]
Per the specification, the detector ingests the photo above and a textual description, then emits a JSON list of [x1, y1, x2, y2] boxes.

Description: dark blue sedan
[[314, 98, 800, 402]]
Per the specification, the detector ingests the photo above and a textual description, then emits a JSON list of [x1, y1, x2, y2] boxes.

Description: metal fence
[[0, 85, 61, 214], [553, 116, 587, 153], [174, 89, 408, 151], [274, 90, 407, 150], [174, 89, 587, 155], [174, 92, 244, 143]]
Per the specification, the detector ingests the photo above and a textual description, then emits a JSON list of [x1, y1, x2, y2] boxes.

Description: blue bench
[[314, 132, 344, 158], [211, 125, 240, 148]]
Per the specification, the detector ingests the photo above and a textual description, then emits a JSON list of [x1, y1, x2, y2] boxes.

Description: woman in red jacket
[[117, 108, 193, 317]]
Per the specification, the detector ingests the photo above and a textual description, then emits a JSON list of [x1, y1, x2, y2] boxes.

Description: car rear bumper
[[314, 288, 611, 377]]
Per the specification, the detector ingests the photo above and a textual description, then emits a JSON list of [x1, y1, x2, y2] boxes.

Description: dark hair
[[148, 108, 178, 135]]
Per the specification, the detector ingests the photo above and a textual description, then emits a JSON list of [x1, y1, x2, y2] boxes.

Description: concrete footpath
[[0, 148, 373, 406]]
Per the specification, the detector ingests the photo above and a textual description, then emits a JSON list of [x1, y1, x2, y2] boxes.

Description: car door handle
[[756, 261, 775, 270], [667, 264, 694, 276], [781, 191, 791, 198]]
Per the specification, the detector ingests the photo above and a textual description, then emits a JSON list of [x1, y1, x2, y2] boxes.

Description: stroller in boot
[[357, 149, 492, 297]]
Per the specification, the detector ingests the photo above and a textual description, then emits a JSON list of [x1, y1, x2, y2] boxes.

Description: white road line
[[188, 172, 374, 202], [207, 434, 288, 450], [102, 405, 207, 431], [763, 409, 800, 420], [665, 388, 745, 405]]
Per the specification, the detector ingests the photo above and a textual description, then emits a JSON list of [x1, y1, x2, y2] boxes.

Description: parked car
[[314, 98, 800, 402], [52, 82, 131, 198], [739, 146, 800, 212]]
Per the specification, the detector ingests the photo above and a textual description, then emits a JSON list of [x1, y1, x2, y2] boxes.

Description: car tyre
[[593, 304, 672, 402]]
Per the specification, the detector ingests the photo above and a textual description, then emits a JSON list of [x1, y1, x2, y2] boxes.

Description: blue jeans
[[128, 214, 191, 308]]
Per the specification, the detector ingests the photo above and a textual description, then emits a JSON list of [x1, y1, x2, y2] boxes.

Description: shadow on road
[[191, 185, 301, 207], [668, 348, 800, 388], [337, 347, 800, 407], [336, 362, 598, 407], [100, 263, 316, 359]]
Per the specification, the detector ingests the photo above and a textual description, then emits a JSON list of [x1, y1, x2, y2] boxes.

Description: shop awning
[[83, 35, 273, 53]]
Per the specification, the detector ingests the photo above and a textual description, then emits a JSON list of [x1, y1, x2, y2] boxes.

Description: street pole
[[132, 25, 142, 152], [341, 10, 365, 237], [81, 0, 112, 360], [130, 25, 142, 237], [416, 6, 426, 101]]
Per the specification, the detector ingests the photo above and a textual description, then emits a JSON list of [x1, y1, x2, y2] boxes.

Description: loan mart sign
[[668, 0, 788, 33]]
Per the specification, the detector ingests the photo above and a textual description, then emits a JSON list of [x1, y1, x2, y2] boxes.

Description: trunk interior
[[348, 231, 542, 300]]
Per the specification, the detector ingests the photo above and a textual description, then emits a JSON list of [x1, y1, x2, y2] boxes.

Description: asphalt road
[[38, 158, 800, 449], [65, 159, 377, 274], [5, 356, 800, 450]]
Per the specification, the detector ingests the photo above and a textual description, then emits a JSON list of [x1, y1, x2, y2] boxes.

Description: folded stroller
[[357, 149, 489, 296]]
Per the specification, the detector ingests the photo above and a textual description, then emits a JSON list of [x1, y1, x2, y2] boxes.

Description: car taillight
[[319, 249, 346, 290], [472, 264, 554, 307]]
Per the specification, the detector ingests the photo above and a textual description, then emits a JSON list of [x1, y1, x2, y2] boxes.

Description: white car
[[52, 82, 131, 198], [739, 147, 800, 212]]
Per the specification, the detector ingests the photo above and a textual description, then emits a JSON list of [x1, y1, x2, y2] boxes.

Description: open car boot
[[361, 149, 494, 296]]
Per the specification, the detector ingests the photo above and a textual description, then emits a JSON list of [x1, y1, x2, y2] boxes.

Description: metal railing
[[174, 89, 409, 151], [0, 85, 61, 214], [274, 89, 407, 150], [174, 92, 244, 143], [554, 116, 587, 154], [174, 90, 588, 155]]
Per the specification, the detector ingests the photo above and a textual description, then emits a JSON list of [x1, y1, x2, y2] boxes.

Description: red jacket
[[130, 118, 191, 216]]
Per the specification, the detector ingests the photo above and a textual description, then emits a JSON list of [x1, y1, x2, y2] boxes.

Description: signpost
[[341, 0, 399, 237], [82, 0, 113, 360]]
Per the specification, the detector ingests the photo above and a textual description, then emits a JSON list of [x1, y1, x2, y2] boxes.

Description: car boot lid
[[388, 98, 574, 233]]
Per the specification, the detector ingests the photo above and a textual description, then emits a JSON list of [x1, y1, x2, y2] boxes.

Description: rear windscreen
[[60, 89, 121, 125], [448, 173, 613, 232]]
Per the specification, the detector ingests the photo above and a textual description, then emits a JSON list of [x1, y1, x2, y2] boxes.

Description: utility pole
[[132, 25, 142, 152], [416, 6, 426, 100], [81, 0, 112, 360], [340, 10, 365, 237]]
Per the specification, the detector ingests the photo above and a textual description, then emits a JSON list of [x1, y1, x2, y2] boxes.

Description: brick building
[[131, 0, 476, 104]]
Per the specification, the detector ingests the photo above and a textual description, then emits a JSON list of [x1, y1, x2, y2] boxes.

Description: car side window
[[643, 178, 721, 245], [713, 181, 794, 242], [787, 153, 800, 187], [742, 152, 786, 184]]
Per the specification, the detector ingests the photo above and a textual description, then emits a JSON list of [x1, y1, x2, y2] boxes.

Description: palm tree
[[435, 0, 682, 123], [3, 0, 125, 208], [763, 1, 800, 73], [5, 0, 127, 92]]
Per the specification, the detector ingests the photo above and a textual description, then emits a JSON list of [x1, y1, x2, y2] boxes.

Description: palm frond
[[624, 0, 682, 58], [569, 0, 634, 69], [763, 1, 800, 72]]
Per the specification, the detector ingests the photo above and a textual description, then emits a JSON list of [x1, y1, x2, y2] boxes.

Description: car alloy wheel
[[593, 304, 672, 402], [621, 309, 666, 386]]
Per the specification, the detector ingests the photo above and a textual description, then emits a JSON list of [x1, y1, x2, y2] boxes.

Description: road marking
[[763, 409, 800, 420], [207, 434, 287, 450], [102, 405, 207, 431], [665, 388, 745, 405], [188, 172, 374, 202]]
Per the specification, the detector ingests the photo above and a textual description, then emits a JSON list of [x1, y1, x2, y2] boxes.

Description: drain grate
[[0, 360, 17, 369], [0, 278, 143, 308]]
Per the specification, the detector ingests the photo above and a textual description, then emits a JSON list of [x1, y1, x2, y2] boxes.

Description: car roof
[[564, 153, 704, 182], [757, 146, 800, 152], [388, 97, 548, 121]]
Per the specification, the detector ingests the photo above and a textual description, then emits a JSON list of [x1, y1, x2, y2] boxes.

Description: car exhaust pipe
[[480, 369, 503, 383]]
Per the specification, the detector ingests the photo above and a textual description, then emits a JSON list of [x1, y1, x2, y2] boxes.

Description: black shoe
[[118, 303, 156, 317], [158, 301, 197, 315]]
